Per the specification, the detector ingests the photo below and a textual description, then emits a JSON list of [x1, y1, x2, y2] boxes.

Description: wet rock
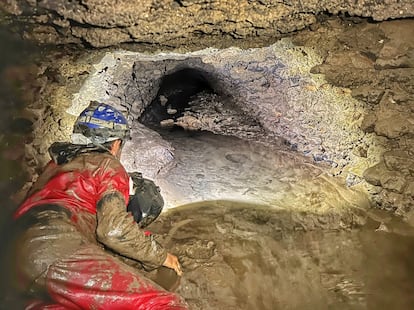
[[120, 124, 175, 179], [351, 86, 384, 105], [404, 181, 414, 198], [360, 113, 377, 133], [325, 51, 375, 70], [375, 20, 414, 69], [364, 162, 407, 193], [160, 119, 175, 128], [374, 110, 414, 139], [383, 151, 414, 176], [380, 173, 407, 194]]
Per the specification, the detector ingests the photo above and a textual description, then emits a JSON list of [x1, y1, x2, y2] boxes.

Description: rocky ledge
[[0, 0, 413, 48]]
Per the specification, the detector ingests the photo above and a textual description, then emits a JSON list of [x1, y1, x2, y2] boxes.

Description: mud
[[144, 201, 414, 310]]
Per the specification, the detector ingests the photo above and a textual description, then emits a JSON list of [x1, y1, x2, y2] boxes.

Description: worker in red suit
[[12, 101, 188, 309]]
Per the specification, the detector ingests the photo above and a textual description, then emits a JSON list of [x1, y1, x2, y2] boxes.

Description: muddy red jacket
[[12, 145, 187, 309], [14, 146, 168, 268], [14, 153, 130, 221]]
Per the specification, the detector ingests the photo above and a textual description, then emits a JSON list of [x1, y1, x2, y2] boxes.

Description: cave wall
[[63, 40, 374, 182], [1, 0, 414, 48], [292, 19, 414, 219], [2, 0, 413, 222]]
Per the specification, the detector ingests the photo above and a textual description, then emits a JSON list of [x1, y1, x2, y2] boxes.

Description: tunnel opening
[[139, 68, 215, 130], [136, 65, 269, 143]]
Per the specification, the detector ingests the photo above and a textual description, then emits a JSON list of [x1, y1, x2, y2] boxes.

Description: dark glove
[[127, 172, 164, 228]]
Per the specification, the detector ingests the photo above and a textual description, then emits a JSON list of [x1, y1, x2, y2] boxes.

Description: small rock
[[360, 114, 377, 133], [159, 95, 168, 106], [167, 108, 178, 115], [375, 222, 389, 232], [374, 112, 413, 139], [160, 119, 175, 127], [364, 161, 407, 193], [352, 146, 367, 158], [404, 181, 414, 197], [363, 162, 386, 186], [381, 173, 407, 193]]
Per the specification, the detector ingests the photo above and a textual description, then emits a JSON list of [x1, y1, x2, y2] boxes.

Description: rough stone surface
[[1, 1, 414, 48], [293, 18, 414, 218], [63, 40, 373, 178], [13, 18, 414, 224]]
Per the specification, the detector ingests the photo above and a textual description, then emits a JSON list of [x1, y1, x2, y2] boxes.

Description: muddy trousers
[[13, 208, 188, 310], [25, 245, 188, 310]]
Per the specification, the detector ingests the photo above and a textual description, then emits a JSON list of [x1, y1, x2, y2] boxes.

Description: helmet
[[72, 101, 130, 145]]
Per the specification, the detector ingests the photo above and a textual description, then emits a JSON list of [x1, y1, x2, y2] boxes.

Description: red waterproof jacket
[[12, 148, 188, 309], [14, 153, 130, 221], [14, 147, 168, 268]]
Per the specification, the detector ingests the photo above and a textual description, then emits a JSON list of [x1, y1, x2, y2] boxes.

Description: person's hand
[[163, 253, 183, 276]]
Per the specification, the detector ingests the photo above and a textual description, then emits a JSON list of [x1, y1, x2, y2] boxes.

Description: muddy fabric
[[44, 245, 186, 310], [97, 192, 167, 268], [48, 142, 108, 165], [13, 207, 93, 294], [12, 147, 178, 308], [14, 223, 186, 309], [14, 151, 130, 218]]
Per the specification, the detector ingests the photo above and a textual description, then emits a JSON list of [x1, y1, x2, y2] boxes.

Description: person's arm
[[96, 191, 168, 269]]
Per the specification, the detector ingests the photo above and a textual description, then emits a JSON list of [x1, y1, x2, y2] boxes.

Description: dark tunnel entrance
[[139, 68, 215, 129]]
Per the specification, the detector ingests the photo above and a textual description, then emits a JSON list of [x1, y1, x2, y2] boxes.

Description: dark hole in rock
[[139, 68, 215, 129], [136, 65, 268, 143]]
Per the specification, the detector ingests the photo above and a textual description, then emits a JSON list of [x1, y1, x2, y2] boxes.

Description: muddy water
[[148, 201, 414, 310], [138, 127, 414, 309]]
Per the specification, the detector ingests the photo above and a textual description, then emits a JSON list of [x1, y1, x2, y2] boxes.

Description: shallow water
[[149, 201, 414, 310]]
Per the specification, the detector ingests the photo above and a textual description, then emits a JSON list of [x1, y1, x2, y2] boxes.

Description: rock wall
[[293, 18, 414, 222], [1, 0, 413, 48], [10, 17, 414, 224], [64, 40, 372, 179]]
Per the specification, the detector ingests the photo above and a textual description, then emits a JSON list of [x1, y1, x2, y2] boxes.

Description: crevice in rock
[[139, 68, 215, 128]]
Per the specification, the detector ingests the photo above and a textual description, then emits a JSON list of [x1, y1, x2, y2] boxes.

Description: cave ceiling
[[0, 0, 413, 48]]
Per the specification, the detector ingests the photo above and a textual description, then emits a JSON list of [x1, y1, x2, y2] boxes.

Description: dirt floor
[[145, 201, 414, 310]]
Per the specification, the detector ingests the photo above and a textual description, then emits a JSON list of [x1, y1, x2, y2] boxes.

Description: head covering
[[72, 101, 130, 145]]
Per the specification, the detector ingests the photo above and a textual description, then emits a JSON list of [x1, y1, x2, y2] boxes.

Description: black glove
[[127, 172, 164, 228]]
